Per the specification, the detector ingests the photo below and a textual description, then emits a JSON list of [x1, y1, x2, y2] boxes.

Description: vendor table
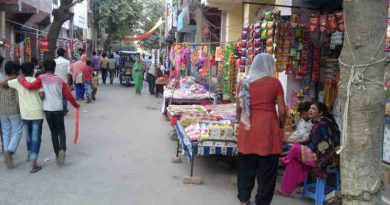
[[174, 122, 238, 179]]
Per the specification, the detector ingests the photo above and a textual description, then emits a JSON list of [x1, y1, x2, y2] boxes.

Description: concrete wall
[[207, 2, 243, 42]]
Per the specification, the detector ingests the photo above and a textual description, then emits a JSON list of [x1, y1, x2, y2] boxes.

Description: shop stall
[[171, 103, 237, 184]]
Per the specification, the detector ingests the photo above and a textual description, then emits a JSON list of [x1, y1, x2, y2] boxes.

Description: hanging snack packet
[[320, 15, 328, 33], [266, 39, 273, 47], [266, 46, 273, 54], [261, 29, 268, 40], [309, 14, 319, 32], [267, 21, 274, 30], [265, 11, 273, 21], [336, 12, 345, 32], [328, 14, 338, 33]]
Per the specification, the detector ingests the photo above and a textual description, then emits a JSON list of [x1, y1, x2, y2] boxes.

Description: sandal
[[30, 165, 42, 173], [274, 189, 288, 197]]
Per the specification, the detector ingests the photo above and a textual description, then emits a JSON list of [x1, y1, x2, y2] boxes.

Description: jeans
[[84, 80, 93, 99], [101, 68, 108, 84], [0, 114, 23, 153], [109, 70, 115, 84], [147, 73, 155, 94], [25, 119, 43, 161], [75, 83, 85, 100], [237, 153, 279, 205], [45, 111, 66, 157]]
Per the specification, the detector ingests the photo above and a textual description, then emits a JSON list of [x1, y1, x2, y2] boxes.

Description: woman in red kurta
[[236, 53, 286, 205]]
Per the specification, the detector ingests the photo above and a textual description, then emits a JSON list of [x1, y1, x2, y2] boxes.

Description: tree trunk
[[44, 0, 78, 60], [339, 0, 387, 204], [45, 19, 66, 60]]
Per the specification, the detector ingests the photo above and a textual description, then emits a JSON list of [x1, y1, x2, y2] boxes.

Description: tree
[[137, 0, 164, 50], [93, 0, 142, 50], [339, 0, 387, 204], [46, 0, 83, 60]]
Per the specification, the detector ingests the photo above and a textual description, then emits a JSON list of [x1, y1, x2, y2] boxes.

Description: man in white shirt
[[54, 48, 71, 115], [113, 51, 121, 77]]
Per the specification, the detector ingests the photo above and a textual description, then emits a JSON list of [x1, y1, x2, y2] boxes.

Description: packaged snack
[[336, 12, 345, 32], [309, 14, 319, 32], [261, 22, 267, 30], [265, 11, 273, 21], [267, 22, 274, 30], [328, 14, 338, 32], [267, 30, 274, 38], [320, 15, 328, 33], [266, 46, 273, 54], [261, 29, 268, 39], [266, 39, 273, 47]]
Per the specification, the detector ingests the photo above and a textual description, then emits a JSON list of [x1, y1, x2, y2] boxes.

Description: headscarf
[[239, 53, 275, 130], [71, 54, 87, 82]]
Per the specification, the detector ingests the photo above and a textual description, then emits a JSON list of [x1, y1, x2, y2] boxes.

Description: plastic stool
[[302, 168, 340, 205]]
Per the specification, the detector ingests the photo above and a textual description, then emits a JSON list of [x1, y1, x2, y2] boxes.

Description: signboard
[[73, 0, 88, 29]]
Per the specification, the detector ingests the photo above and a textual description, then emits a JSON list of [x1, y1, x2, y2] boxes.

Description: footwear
[[4, 151, 13, 169], [274, 189, 288, 197], [30, 165, 42, 173], [57, 150, 65, 166], [92, 96, 96, 100]]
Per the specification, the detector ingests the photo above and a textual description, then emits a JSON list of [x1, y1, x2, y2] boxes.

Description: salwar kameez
[[132, 62, 144, 94], [279, 117, 340, 195]]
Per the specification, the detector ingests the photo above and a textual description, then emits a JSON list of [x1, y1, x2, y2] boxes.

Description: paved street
[[0, 81, 327, 205]]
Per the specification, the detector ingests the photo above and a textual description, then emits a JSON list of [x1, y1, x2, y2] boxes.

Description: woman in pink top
[[71, 54, 87, 100], [236, 53, 286, 205]]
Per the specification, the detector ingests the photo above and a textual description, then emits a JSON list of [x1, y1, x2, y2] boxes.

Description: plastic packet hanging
[[328, 14, 338, 33], [266, 39, 273, 47], [320, 15, 328, 33], [261, 30, 268, 40], [309, 15, 319, 32], [336, 12, 345, 32], [265, 11, 273, 21]]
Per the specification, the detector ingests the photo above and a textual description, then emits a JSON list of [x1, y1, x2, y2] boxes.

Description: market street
[[1, 82, 316, 205]]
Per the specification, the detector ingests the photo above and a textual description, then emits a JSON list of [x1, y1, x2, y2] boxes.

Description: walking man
[[107, 54, 116, 84], [54, 48, 72, 114], [100, 53, 108, 84], [0, 60, 23, 169], [1, 62, 44, 173], [113, 51, 121, 77], [146, 56, 156, 95], [91, 51, 100, 72], [18, 59, 80, 166]]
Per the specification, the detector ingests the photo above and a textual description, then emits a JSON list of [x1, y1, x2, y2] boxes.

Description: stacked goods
[[275, 15, 303, 74], [184, 121, 236, 142], [308, 12, 344, 34], [228, 50, 237, 100], [167, 105, 205, 116], [208, 124, 234, 140], [275, 12, 315, 91], [24, 37, 31, 62], [180, 112, 218, 127], [239, 10, 280, 72], [323, 59, 340, 109]]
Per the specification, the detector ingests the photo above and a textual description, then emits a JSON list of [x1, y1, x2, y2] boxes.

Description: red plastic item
[[74, 108, 80, 144]]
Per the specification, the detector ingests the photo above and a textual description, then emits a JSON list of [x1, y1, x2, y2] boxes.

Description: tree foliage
[[136, 0, 164, 50], [93, 0, 142, 49]]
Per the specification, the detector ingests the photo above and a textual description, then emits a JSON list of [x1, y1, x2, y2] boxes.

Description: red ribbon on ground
[[74, 108, 80, 144]]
